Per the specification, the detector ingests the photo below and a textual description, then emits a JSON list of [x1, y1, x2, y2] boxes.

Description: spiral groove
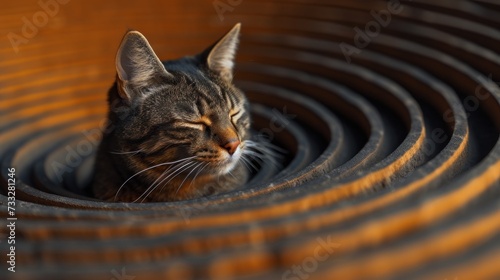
[[1, 0, 500, 279]]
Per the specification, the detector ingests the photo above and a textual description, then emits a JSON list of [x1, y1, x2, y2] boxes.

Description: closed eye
[[229, 110, 243, 132], [178, 122, 206, 131], [179, 116, 212, 131], [230, 110, 242, 121]]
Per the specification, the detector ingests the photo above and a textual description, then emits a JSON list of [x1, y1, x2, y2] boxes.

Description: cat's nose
[[223, 139, 240, 155]]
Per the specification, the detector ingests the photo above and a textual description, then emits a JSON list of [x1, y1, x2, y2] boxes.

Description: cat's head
[[107, 24, 250, 176]]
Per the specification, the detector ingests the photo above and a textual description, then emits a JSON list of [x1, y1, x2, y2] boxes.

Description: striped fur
[[92, 24, 251, 202]]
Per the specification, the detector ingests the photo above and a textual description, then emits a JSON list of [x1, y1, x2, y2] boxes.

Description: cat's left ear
[[115, 30, 172, 102], [200, 23, 241, 82]]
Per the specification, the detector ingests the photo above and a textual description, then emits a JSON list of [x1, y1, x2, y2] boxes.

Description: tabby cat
[[92, 24, 252, 202]]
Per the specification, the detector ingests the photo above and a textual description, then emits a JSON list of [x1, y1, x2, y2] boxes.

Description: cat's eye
[[182, 116, 211, 131], [180, 122, 206, 131], [178, 120, 209, 131], [230, 110, 242, 123], [197, 121, 210, 130], [230, 110, 240, 118]]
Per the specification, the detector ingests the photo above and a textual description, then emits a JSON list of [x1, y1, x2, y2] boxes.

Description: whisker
[[109, 148, 144, 155], [189, 163, 209, 189], [147, 162, 198, 202], [246, 149, 280, 166], [227, 170, 237, 180], [136, 161, 195, 203], [240, 155, 259, 172], [242, 145, 282, 170], [175, 162, 204, 196], [137, 161, 182, 202], [246, 139, 287, 153], [238, 156, 252, 172], [113, 156, 197, 201], [245, 142, 284, 157], [138, 161, 197, 203]]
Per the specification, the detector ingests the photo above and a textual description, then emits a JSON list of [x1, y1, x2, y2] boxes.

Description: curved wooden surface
[[1, 0, 500, 279]]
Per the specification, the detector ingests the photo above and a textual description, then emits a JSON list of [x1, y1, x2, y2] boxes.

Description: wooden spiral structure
[[1, 0, 500, 279]]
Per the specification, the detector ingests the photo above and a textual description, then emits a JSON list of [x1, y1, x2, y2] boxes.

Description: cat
[[91, 23, 253, 202]]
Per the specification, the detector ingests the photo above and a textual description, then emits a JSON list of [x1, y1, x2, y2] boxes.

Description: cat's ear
[[201, 23, 241, 82], [115, 30, 171, 101]]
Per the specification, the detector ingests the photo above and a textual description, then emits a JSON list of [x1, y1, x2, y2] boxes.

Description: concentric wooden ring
[[1, 0, 499, 279]]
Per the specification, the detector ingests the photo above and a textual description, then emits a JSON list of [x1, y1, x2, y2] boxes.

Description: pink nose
[[223, 139, 240, 155]]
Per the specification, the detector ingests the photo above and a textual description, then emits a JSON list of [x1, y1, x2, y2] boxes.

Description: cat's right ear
[[200, 23, 241, 83], [115, 31, 172, 103]]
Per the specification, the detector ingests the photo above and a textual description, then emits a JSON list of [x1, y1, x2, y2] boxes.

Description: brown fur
[[92, 24, 251, 202]]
